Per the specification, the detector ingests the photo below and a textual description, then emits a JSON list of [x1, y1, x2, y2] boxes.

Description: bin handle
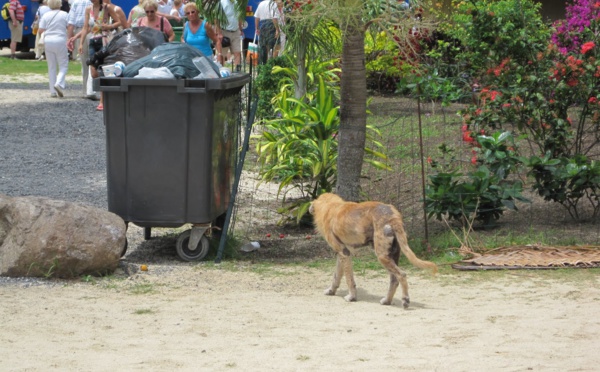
[[97, 78, 130, 92], [177, 86, 207, 94]]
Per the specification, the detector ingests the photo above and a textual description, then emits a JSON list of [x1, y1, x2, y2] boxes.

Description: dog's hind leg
[[378, 257, 410, 308], [324, 254, 344, 296], [377, 227, 410, 308]]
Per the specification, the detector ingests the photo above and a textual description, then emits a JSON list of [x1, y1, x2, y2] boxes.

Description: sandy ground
[[1, 264, 600, 372]]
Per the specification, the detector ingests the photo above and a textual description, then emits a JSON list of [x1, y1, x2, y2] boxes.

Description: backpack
[[1, 2, 10, 21]]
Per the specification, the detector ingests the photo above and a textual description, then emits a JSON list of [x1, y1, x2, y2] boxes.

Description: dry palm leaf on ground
[[452, 244, 600, 270]]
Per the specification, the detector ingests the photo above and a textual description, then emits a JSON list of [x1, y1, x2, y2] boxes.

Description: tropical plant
[[195, 0, 247, 29], [271, 56, 341, 103], [255, 76, 390, 224], [281, 1, 340, 99]]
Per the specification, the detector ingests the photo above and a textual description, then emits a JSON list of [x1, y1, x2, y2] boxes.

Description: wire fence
[[226, 82, 600, 253]]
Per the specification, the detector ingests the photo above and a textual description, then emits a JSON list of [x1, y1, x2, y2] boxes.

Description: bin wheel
[[144, 227, 152, 240], [176, 230, 210, 261]]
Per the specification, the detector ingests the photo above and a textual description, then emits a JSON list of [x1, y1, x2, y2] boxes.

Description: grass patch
[[0, 57, 81, 76], [129, 283, 155, 295], [133, 308, 155, 315]]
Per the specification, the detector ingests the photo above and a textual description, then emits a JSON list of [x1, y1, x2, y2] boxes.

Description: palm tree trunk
[[295, 39, 308, 99], [336, 16, 366, 202]]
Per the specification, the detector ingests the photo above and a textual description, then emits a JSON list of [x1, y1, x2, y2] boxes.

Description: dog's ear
[[309, 202, 315, 215]]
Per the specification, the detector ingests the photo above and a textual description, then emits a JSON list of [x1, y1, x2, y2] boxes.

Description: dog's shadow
[[330, 288, 430, 310]]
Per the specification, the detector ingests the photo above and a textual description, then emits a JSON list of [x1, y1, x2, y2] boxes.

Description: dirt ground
[[1, 263, 600, 371]]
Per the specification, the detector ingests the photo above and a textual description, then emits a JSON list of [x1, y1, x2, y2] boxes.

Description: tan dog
[[309, 193, 437, 308]]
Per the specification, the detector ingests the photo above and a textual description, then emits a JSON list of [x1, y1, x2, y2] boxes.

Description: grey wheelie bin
[[95, 74, 250, 261]]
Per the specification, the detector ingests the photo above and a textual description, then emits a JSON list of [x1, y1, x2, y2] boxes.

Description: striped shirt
[[9, 0, 24, 21], [67, 0, 91, 28]]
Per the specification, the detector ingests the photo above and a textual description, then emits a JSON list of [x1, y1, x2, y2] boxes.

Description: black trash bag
[[103, 27, 167, 66], [89, 27, 166, 70], [123, 42, 220, 79]]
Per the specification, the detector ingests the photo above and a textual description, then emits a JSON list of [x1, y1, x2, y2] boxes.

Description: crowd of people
[[6, 0, 287, 109]]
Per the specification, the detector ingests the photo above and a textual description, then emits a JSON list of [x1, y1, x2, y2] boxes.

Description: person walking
[[7, 0, 25, 59], [168, 0, 184, 22], [217, 0, 243, 71], [33, 0, 51, 60], [77, 0, 121, 110], [134, 0, 175, 41], [127, 0, 145, 26], [67, 0, 97, 100], [181, 2, 218, 58], [39, 0, 69, 98], [253, 0, 278, 65]]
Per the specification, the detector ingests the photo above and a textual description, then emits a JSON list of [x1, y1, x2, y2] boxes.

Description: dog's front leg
[[324, 254, 344, 296]]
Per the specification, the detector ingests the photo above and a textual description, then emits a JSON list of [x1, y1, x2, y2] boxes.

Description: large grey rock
[[0, 194, 126, 278]]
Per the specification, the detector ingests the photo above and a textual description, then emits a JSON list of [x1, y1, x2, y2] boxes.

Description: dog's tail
[[388, 221, 438, 274]]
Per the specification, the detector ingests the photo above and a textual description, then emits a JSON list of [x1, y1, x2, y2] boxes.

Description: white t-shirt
[[169, 7, 183, 18], [40, 9, 68, 40], [38, 4, 51, 19], [221, 0, 238, 31], [157, 0, 173, 15], [254, 0, 277, 21]]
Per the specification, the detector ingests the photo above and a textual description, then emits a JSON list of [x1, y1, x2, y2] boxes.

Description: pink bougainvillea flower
[[582, 41, 595, 54], [589, 96, 598, 104], [471, 156, 477, 165]]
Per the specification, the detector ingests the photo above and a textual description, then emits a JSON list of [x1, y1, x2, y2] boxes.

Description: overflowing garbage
[[92, 27, 229, 79], [123, 42, 219, 79]]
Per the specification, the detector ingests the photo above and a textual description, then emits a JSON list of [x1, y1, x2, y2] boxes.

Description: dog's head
[[309, 193, 343, 215]]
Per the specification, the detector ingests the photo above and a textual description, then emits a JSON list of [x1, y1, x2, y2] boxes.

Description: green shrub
[[364, 30, 402, 94], [425, 131, 528, 227], [254, 56, 293, 120]]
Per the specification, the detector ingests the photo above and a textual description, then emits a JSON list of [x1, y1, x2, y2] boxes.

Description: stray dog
[[309, 193, 437, 308]]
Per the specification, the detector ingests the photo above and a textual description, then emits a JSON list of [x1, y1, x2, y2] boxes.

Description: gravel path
[[1, 76, 107, 207]]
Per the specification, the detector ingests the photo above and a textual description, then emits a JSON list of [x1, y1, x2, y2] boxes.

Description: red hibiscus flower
[[582, 42, 595, 55]]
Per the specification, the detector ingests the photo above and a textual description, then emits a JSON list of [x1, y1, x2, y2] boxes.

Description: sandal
[[96, 104, 103, 111]]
